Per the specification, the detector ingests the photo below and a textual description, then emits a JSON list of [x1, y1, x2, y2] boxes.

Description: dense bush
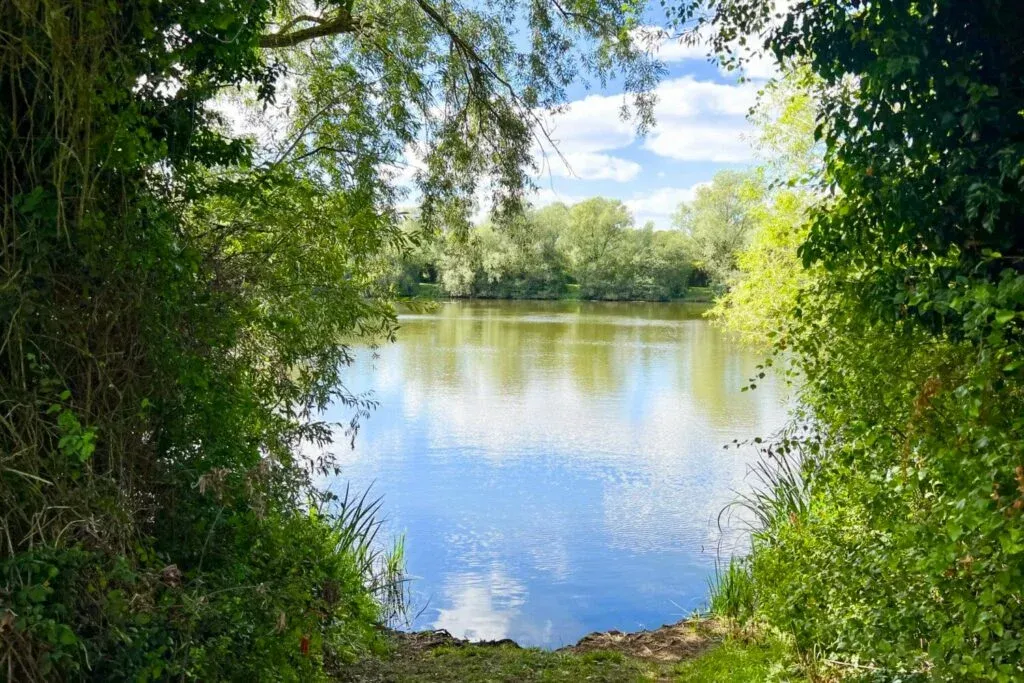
[[700, 1, 1024, 679], [3, 510, 385, 680]]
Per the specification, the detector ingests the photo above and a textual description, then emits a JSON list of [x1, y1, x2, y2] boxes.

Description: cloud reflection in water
[[320, 301, 788, 647]]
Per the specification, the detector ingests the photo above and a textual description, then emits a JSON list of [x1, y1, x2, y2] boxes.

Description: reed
[[332, 483, 409, 625], [708, 557, 756, 624]]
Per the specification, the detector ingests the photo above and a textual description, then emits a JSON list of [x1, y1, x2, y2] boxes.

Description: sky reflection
[[320, 300, 788, 646]]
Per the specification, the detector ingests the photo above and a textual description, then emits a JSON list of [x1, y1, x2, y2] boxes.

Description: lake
[[320, 300, 787, 648]]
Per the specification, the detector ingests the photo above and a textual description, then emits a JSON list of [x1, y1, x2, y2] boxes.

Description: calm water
[[320, 300, 787, 647]]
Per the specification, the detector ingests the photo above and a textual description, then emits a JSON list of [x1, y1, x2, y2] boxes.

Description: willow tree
[[0, 0, 659, 677], [557, 197, 633, 297], [672, 170, 765, 288]]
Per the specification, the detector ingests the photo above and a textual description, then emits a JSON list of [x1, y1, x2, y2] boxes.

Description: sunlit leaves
[[685, 1, 1024, 678], [672, 169, 766, 287]]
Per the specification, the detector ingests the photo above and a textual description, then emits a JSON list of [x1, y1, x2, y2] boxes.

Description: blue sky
[[527, 25, 775, 229]]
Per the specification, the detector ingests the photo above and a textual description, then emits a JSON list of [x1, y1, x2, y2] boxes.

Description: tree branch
[[259, 10, 362, 49]]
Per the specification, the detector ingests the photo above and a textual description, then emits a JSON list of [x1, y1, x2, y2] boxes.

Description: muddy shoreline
[[387, 617, 727, 663]]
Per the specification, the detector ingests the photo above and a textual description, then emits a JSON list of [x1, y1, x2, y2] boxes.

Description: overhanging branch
[[259, 10, 362, 48]]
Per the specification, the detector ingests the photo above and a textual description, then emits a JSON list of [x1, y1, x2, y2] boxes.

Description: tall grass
[[732, 437, 814, 537], [708, 557, 757, 624], [332, 483, 409, 625], [710, 435, 815, 625]]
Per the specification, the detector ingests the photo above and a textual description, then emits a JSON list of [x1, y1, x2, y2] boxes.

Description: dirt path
[[560, 618, 727, 662], [338, 618, 731, 682]]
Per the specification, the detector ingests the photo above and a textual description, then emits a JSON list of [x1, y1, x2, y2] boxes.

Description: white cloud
[[659, 37, 712, 63], [533, 75, 758, 171], [538, 93, 636, 155], [528, 183, 710, 229], [388, 142, 428, 187], [735, 51, 778, 80], [433, 568, 527, 641], [529, 187, 588, 208], [210, 73, 300, 155], [624, 184, 706, 228], [656, 75, 759, 117], [633, 23, 780, 81], [631, 24, 714, 64], [644, 125, 753, 163], [540, 152, 642, 182], [645, 76, 758, 163]]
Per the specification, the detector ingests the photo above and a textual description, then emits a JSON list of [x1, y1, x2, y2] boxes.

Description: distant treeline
[[390, 174, 763, 302]]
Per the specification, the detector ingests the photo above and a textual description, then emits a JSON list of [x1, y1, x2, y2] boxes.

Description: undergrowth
[[0, 0, 403, 678]]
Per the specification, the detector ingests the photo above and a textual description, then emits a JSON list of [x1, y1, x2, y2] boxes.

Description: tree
[[686, 1, 1024, 677], [517, 205, 572, 297], [709, 189, 809, 346], [388, 217, 439, 296], [710, 69, 820, 347], [649, 225, 695, 300], [559, 198, 633, 297], [420, 198, 697, 301], [683, 0, 1024, 336], [672, 170, 765, 287]]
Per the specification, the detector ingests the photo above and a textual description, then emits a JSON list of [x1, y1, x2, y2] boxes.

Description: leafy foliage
[[394, 200, 696, 301], [672, 171, 766, 289], [696, 1, 1024, 679], [709, 71, 819, 347]]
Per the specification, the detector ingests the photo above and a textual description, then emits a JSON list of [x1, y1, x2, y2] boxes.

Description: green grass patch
[[673, 636, 803, 682], [414, 282, 444, 298], [351, 645, 658, 682], [679, 286, 715, 302]]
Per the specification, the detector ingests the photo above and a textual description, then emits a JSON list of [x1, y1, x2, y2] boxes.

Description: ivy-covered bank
[[697, 1, 1024, 681]]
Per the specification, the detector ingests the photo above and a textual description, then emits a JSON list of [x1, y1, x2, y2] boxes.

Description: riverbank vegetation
[[4, 0, 1023, 678], [390, 199, 697, 301], [699, 1, 1024, 680]]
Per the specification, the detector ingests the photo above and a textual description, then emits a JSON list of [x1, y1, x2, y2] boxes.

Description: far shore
[[404, 283, 717, 304]]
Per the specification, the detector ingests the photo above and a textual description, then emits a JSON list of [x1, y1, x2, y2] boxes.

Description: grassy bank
[[408, 283, 716, 303], [338, 619, 806, 682]]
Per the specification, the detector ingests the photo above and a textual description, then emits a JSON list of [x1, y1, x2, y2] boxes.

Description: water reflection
[[434, 568, 527, 641], [321, 300, 787, 647]]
